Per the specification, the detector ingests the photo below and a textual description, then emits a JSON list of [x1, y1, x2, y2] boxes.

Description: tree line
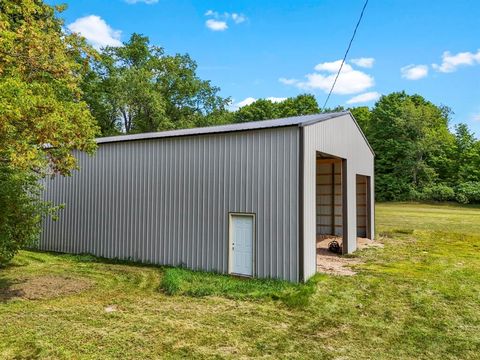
[[212, 92, 480, 204], [81, 32, 480, 205], [0, 1, 479, 264]]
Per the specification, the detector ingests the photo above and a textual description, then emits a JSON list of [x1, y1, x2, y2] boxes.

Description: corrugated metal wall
[[302, 114, 375, 280], [40, 127, 300, 282]]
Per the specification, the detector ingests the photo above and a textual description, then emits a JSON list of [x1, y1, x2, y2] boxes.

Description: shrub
[[455, 182, 480, 204], [421, 184, 455, 202], [455, 192, 469, 204], [0, 166, 56, 266], [375, 176, 414, 201], [407, 188, 424, 201]]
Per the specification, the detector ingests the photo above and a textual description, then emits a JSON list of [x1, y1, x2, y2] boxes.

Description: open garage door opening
[[314, 153, 374, 274], [356, 174, 372, 239], [315, 153, 345, 271]]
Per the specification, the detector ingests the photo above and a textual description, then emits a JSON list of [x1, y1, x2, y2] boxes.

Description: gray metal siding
[[40, 127, 299, 282]]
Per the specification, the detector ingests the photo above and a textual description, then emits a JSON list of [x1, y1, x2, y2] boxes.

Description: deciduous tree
[[368, 92, 454, 200], [233, 94, 321, 123], [0, 0, 98, 264], [0, 0, 98, 175], [83, 34, 229, 135]]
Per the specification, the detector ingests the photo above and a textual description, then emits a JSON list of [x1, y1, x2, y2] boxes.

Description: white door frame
[[228, 212, 256, 277]]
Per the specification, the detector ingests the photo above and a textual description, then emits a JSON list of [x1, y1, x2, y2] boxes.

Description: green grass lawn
[[1, 202, 480, 359]]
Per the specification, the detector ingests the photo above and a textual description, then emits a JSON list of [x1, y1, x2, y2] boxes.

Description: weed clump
[[159, 268, 316, 307]]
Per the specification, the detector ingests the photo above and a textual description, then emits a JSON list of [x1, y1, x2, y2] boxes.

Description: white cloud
[[401, 64, 429, 80], [125, 0, 158, 4], [205, 19, 228, 31], [279, 77, 298, 85], [68, 15, 122, 49], [433, 50, 480, 73], [346, 91, 380, 104], [291, 60, 374, 95], [314, 60, 352, 73], [204, 10, 247, 31], [472, 113, 480, 122], [236, 97, 257, 107], [232, 96, 287, 109], [266, 97, 287, 103], [205, 9, 218, 17], [351, 57, 375, 68], [231, 13, 246, 24]]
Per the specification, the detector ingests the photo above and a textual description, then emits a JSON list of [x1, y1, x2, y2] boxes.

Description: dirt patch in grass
[[316, 236, 383, 276], [356, 237, 384, 250], [0, 275, 91, 301]]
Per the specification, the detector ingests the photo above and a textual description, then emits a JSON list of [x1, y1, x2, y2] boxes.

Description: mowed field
[[1, 203, 479, 359]]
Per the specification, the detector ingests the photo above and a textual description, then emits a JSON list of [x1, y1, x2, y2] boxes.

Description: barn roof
[[96, 111, 348, 144]]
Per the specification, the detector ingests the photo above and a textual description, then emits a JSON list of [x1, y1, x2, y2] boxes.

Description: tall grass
[[160, 267, 316, 307]]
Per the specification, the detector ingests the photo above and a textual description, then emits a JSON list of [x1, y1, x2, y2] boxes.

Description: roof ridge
[[96, 111, 348, 144]]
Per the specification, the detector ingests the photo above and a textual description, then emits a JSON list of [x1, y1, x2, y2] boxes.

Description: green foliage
[[455, 182, 480, 204], [226, 92, 479, 203], [277, 94, 322, 117], [421, 184, 455, 202], [77, 20, 480, 204], [0, 0, 96, 264], [82, 34, 229, 135], [345, 92, 480, 203], [229, 92, 478, 204], [349, 106, 371, 133], [160, 267, 316, 307], [0, 0, 98, 174], [0, 166, 58, 266], [233, 94, 321, 123], [452, 124, 480, 183], [367, 92, 457, 200], [233, 98, 278, 123], [160, 267, 182, 295]]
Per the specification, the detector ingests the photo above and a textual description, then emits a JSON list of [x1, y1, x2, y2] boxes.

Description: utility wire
[[322, 0, 369, 110]]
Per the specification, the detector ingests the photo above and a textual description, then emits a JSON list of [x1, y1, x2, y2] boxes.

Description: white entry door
[[229, 214, 254, 276]]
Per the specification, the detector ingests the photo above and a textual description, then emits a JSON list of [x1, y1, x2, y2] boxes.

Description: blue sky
[[52, 0, 480, 136]]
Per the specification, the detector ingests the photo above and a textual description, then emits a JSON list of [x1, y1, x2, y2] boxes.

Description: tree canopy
[[0, 0, 98, 175], [82, 34, 229, 135], [367, 92, 455, 200], [0, 0, 97, 264], [354, 92, 479, 202], [231, 94, 321, 123], [228, 92, 480, 203]]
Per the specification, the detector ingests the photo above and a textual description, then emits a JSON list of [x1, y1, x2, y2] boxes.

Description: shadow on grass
[[0, 277, 25, 302], [379, 228, 415, 238], [31, 249, 164, 269]]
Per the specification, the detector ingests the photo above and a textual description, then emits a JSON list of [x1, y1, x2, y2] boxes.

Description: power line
[[322, 0, 370, 110]]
